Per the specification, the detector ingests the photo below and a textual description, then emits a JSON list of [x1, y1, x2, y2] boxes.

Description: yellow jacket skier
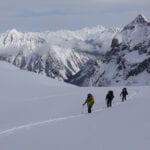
[[83, 93, 95, 113]]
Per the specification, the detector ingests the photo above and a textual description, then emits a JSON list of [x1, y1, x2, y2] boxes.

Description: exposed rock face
[[0, 14, 150, 86], [68, 14, 150, 86]]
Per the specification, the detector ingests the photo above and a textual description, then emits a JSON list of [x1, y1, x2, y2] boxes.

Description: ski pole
[[81, 104, 84, 114]]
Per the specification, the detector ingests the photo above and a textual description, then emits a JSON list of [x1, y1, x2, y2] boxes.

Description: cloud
[[0, 0, 150, 31], [17, 10, 70, 18]]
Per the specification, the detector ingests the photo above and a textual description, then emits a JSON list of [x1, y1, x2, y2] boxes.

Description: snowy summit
[[0, 14, 149, 86]]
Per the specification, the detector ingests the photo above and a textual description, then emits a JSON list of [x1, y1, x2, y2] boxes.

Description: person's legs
[[88, 106, 92, 113], [110, 99, 112, 107], [124, 95, 126, 100], [88, 103, 94, 113], [107, 100, 111, 107], [122, 95, 126, 102]]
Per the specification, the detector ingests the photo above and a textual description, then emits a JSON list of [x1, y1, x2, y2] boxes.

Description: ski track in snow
[[0, 93, 76, 102], [0, 90, 138, 137]]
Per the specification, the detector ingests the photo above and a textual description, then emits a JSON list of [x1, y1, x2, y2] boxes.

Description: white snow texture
[[0, 61, 150, 150]]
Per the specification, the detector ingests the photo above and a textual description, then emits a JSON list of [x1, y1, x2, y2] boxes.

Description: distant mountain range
[[0, 14, 150, 86]]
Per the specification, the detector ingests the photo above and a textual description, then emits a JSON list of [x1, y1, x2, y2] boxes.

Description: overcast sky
[[0, 0, 150, 32]]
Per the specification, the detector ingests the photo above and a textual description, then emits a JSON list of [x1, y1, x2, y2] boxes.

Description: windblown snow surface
[[0, 61, 150, 150]]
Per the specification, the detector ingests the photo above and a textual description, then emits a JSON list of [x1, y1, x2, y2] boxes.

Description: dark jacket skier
[[83, 93, 95, 113], [120, 88, 128, 102], [105, 91, 114, 107]]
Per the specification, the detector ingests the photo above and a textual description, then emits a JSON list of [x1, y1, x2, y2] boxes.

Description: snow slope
[[0, 61, 150, 150]]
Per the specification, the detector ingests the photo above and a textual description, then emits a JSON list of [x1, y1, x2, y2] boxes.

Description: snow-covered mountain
[[68, 14, 150, 86], [0, 26, 117, 81], [0, 14, 149, 86]]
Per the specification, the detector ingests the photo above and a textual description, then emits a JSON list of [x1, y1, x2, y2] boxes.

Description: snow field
[[0, 61, 150, 150]]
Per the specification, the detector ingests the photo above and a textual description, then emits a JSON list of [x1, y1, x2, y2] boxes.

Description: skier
[[83, 93, 95, 113], [120, 88, 128, 102], [105, 90, 114, 108]]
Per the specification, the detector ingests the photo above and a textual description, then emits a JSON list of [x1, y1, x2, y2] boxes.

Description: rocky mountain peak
[[0, 14, 150, 86], [132, 14, 148, 24], [123, 14, 149, 31]]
